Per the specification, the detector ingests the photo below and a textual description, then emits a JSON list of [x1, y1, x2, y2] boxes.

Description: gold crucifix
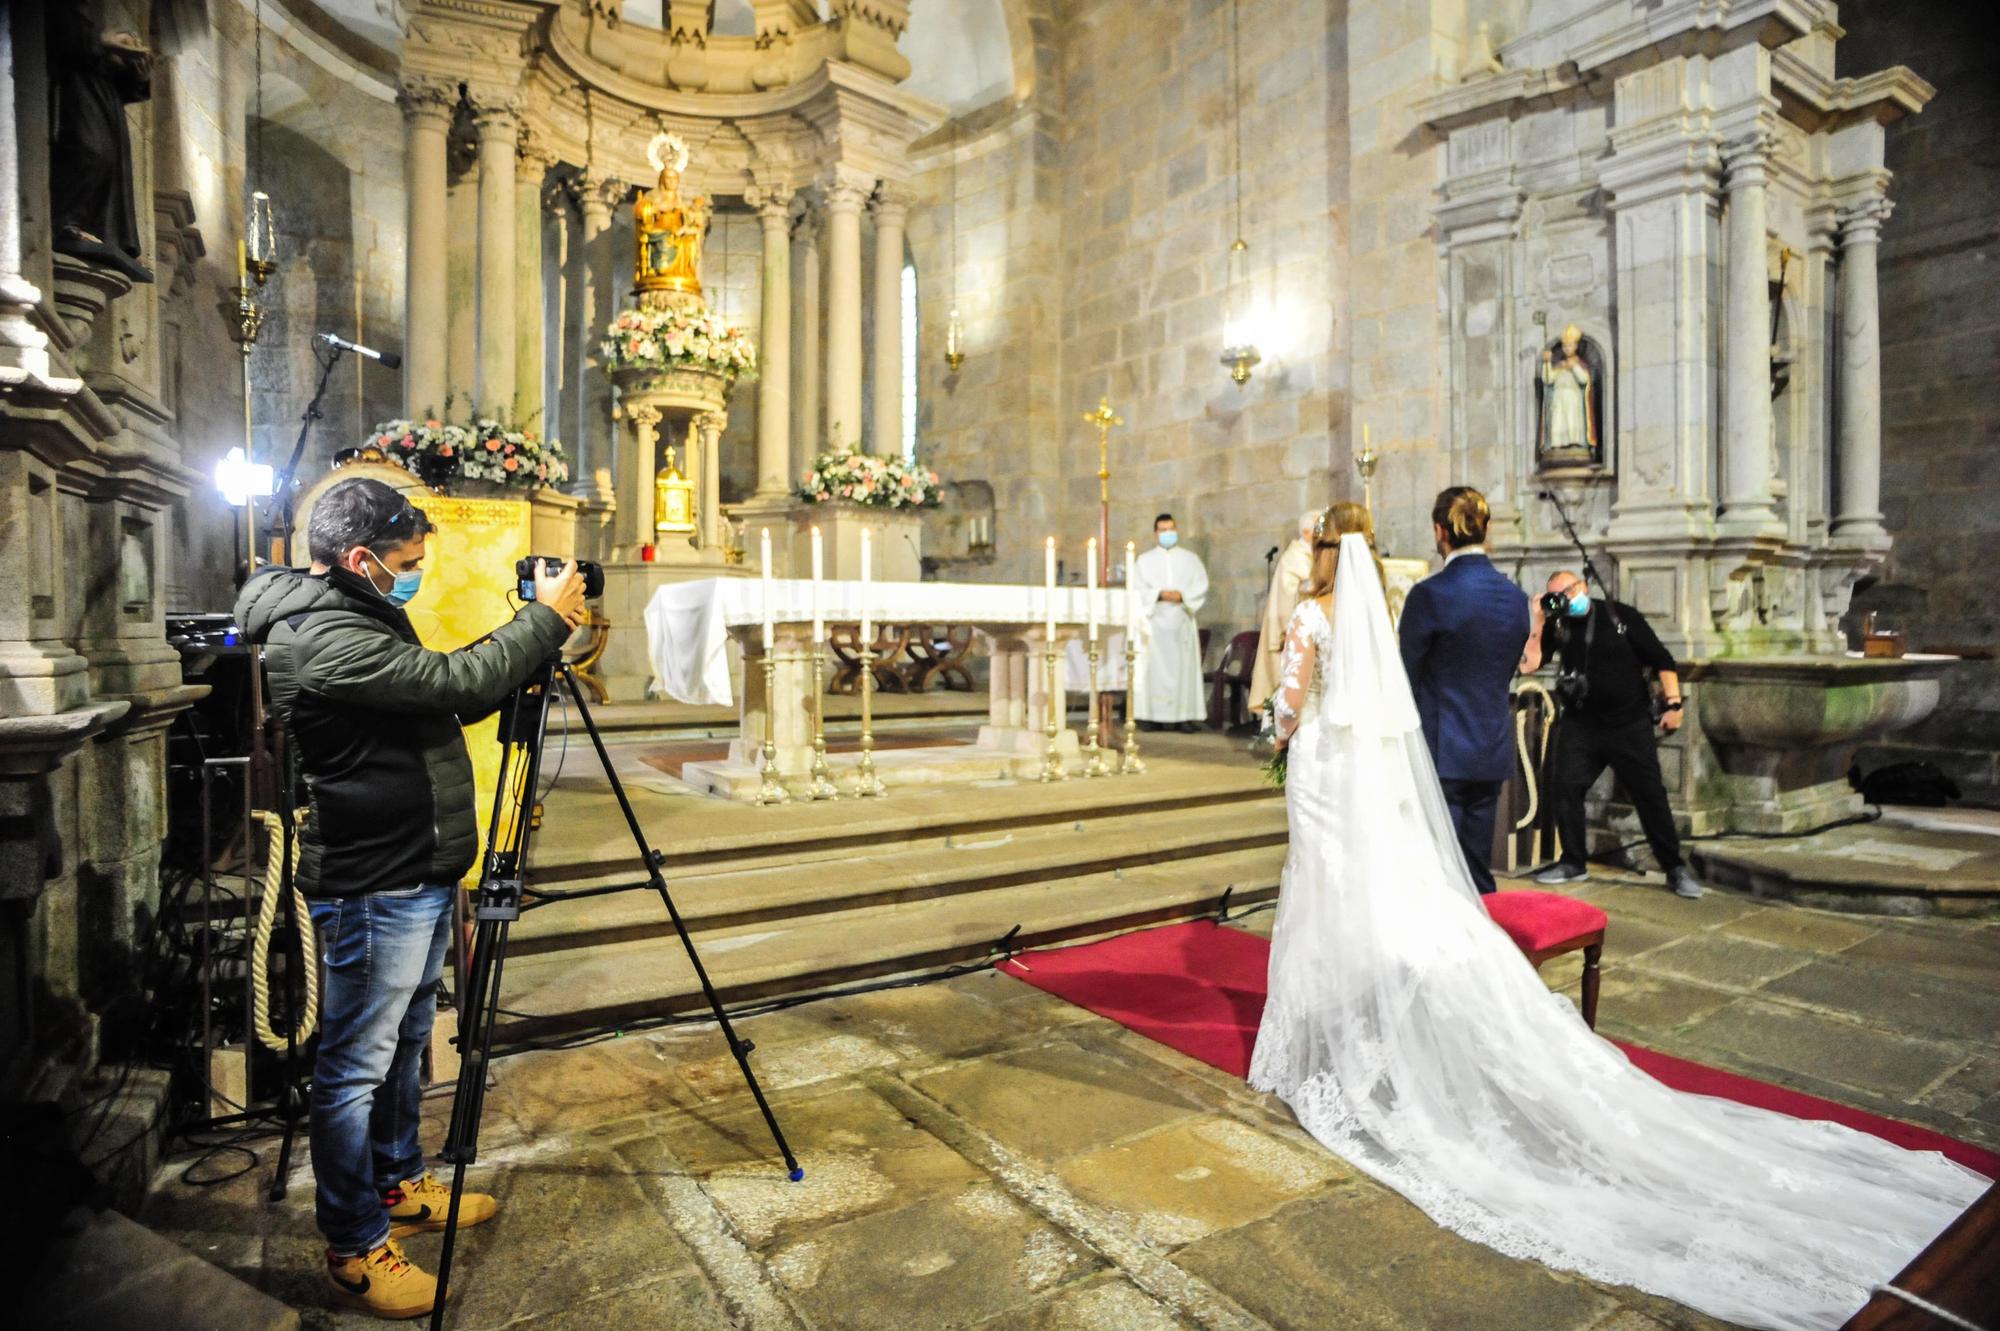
[[1083, 397, 1123, 509]]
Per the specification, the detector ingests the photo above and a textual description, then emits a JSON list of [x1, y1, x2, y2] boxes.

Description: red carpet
[[1003, 920, 2000, 1180]]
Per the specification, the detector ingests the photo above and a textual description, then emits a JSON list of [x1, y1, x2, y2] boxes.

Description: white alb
[[1249, 533, 1985, 1331]]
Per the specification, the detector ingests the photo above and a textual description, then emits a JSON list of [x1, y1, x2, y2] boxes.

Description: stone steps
[[489, 842, 1285, 1044], [508, 798, 1289, 955]]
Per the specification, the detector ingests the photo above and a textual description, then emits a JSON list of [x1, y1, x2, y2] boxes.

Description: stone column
[[791, 206, 822, 464], [397, 78, 453, 417], [821, 169, 872, 450], [869, 185, 910, 457], [615, 402, 660, 558], [513, 140, 554, 430], [575, 176, 625, 501], [472, 96, 519, 419], [1719, 135, 1779, 535], [1832, 196, 1892, 548], [696, 409, 728, 551], [746, 184, 794, 498], [1, 9, 54, 386]]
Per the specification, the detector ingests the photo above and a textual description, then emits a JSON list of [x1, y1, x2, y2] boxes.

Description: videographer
[[1522, 570, 1703, 900], [234, 476, 587, 1319]]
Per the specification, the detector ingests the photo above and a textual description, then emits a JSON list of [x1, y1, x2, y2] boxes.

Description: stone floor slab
[[1056, 1113, 1347, 1249], [1719, 906, 1883, 954], [762, 1183, 1104, 1331], [1763, 955, 2000, 1044], [1677, 996, 1966, 1099], [1627, 932, 1818, 991], [976, 1271, 1199, 1330], [1175, 1189, 1618, 1331], [909, 1037, 1207, 1163], [1841, 923, 2000, 988]]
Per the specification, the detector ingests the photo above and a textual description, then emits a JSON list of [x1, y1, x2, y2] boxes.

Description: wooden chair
[[1483, 889, 1606, 1028], [828, 623, 912, 696], [562, 609, 611, 705], [1204, 629, 1261, 730], [905, 624, 975, 692]]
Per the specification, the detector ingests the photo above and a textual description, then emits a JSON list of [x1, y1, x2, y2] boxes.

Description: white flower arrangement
[[796, 443, 941, 510], [361, 417, 571, 492], [601, 305, 758, 380]]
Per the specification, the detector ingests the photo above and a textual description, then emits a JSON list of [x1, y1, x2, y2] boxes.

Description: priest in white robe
[[1132, 513, 1210, 731], [1249, 510, 1318, 705]]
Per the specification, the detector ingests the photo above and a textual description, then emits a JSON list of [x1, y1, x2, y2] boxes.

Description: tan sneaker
[[326, 1239, 440, 1320], [386, 1171, 498, 1239]]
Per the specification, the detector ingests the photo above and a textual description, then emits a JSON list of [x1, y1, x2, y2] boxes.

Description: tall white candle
[[1044, 537, 1057, 642], [1086, 537, 1099, 643], [860, 526, 873, 641], [810, 525, 825, 643], [760, 528, 774, 650]]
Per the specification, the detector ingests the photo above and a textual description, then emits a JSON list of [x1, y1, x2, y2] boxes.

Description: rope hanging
[[251, 810, 321, 1052]]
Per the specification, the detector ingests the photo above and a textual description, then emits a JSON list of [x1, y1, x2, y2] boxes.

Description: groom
[[1398, 487, 1531, 894]]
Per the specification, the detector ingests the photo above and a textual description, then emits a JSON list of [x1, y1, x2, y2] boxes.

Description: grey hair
[[306, 477, 434, 565]]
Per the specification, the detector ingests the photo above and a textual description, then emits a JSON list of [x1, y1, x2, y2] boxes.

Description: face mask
[[364, 550, 424, 607], [1566, 591, 1590, 618], [1158, 531, 1179, 549]]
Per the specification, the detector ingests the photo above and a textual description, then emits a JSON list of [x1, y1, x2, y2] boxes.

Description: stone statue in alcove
[[47, 4, 155, 283], [1536, 323, 1604, 467]]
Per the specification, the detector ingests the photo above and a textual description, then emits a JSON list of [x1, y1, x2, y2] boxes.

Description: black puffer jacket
[[235, 566, 570, 898]]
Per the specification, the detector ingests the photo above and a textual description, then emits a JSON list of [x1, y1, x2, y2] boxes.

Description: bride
[[1248, 507, 1986, 1331]]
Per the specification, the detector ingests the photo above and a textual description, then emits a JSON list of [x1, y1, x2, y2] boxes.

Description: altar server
[[1132, 514, 1210, 732]]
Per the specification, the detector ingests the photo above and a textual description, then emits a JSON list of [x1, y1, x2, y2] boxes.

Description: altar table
[[643, 579, 1139, 791]]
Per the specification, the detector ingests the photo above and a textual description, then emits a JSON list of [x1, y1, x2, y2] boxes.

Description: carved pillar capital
[[515, 130, 559, 180], [820, 167, 876, 215], [870, 182, 914, 226], [397, 75, 458, 125], [745, 182, 796, 219], [580, 174, 631, 226], [1720, 131, 1775, 190], [790, 202, 823, 246], [1838, 194, 1894, 246], [466, 90, 522, 135]]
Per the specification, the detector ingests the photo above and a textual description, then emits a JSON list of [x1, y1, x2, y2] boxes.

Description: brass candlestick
[[1084, 640, 1109, 777], [853, 640, 886, 798], [755, 651, 790, 806], [807, 645, 839, 800], [1120, 634, 1147, 775], [1039, 642, 1067, 783], [1355, 441, 1380, 515]]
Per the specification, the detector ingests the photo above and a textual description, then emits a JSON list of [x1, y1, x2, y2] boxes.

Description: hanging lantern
[[247, 190, 278, 285], [945, 305, 965, 372]]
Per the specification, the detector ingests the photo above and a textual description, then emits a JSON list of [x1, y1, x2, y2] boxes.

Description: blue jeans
[[307, 883, 454, 1255]]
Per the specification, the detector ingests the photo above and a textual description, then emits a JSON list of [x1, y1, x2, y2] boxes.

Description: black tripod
[[428, 655, 802, 1330]]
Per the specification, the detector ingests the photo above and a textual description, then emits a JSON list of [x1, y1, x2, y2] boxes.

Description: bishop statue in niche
[[1536, 323, 1605, 468]]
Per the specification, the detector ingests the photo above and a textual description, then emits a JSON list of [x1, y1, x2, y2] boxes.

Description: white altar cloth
[[643, 579, 1136, 706]]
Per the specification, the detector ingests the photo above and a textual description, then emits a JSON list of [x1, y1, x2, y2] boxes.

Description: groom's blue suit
[[1398, 552, 1531, 894]]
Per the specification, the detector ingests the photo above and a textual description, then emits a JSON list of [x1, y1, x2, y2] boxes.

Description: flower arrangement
[[795, 443, 942, 510], [601, 305, 757, 380], [359, 417, 571, 492]]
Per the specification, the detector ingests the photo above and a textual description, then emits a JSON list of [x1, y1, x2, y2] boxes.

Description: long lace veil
[[1252, 533, 1987, 1331]]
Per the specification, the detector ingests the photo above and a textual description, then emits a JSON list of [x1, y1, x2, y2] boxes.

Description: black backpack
[[1851, 761, 1962, 808]]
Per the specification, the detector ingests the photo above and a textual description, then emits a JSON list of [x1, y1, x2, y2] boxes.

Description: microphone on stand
[[315, 331, 402, 370]]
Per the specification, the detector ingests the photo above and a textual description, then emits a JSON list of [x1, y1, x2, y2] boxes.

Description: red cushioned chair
[[1483, 889, 1607, 1028]]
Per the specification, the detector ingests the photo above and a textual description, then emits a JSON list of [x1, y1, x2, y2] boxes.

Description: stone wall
[[1839, 0, 2000, 806]]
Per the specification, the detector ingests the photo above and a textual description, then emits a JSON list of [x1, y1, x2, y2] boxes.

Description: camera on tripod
[[516, 555, 604, 601]]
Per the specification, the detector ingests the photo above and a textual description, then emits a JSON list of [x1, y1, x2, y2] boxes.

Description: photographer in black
[[235, 476, 587, 1319], [1521, 570, 1703, 900]]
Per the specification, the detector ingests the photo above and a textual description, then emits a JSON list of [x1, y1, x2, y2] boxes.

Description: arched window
[[901, 260, 918, 461]]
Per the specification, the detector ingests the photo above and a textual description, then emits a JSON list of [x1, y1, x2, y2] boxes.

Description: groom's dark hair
[[1431, 487, 1490, 549]]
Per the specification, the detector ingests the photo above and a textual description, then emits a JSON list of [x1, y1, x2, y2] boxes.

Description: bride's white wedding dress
[[1247, 534, 1986, 1331]]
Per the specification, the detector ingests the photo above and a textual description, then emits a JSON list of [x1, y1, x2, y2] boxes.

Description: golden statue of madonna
[[633, 132, 712, 312]]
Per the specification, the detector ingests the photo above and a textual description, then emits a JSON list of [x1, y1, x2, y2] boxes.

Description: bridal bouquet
[[601, 306, 758, 380], [1255, 693, 1287, 787], [796, 443, 942, 510]]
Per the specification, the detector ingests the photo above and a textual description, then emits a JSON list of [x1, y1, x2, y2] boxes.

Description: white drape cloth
[[1130, 544, 1208, 722], [1250, 534, 1985, 1331], [641, 579, 1132, 705]]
